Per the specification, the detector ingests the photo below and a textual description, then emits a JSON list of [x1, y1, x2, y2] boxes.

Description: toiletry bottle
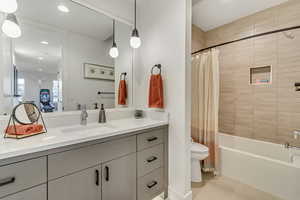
[[99, 104, 106, 123], [80, 104, 88, 126]]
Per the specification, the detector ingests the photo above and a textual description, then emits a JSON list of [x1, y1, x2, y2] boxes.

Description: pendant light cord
[[113, 19, 115, 43], [134, 0, 137, 29]]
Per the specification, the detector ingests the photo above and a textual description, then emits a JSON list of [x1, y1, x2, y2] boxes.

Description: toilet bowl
[[191, 142, 209, 182]]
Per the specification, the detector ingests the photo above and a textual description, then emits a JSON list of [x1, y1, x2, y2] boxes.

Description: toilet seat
[[191, 142, 209, 153]]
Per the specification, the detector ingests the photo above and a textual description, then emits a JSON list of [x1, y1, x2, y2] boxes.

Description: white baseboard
[[168, 187, 192, 200]]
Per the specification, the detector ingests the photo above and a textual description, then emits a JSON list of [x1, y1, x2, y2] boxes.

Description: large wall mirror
[[0, 0, 133, 115]]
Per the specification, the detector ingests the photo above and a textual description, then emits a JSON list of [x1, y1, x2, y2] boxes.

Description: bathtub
[[218, 133, 300, 200]]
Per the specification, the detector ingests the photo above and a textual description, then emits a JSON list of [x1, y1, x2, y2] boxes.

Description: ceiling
[[192, 0, 289, 31]]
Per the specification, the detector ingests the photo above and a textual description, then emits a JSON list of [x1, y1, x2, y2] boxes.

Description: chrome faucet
[[80, 104, 88, 126]]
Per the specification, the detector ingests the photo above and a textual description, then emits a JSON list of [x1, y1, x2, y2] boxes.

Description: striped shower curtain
[[191, 48, 220, 173]]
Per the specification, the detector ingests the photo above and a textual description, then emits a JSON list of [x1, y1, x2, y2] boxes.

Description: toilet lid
[[191, 142, 209, 153]]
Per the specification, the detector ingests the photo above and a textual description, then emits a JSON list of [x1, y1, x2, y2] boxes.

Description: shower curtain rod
[[192, 25, 300, 55]]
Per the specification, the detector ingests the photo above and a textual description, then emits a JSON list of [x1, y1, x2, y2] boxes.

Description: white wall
[[114, 21, 133, 107], [134, 0, 192, 199], [62, 32, 115, 111], [0, 14, 13, 115]]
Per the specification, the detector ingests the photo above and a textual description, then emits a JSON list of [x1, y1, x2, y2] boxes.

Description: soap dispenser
[[99, 104, 106, 123]]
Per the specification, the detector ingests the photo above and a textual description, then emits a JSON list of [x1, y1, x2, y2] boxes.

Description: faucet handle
[[293, 130, 300, 139], [81, 104, 87, 111]]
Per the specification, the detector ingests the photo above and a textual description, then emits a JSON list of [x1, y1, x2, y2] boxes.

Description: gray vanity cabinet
[[0, 126, 168, 200], [102, 153, 137, 200], [48, 166, 101, 200]]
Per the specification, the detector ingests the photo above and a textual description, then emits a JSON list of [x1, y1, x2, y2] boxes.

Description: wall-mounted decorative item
[[250, 66, 272, 85], [83, 63, 115, 81], [4, 103, 47, 139]]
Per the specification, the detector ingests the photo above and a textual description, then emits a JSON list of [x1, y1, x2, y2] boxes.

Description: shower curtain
[[191, 48, 220, 173]]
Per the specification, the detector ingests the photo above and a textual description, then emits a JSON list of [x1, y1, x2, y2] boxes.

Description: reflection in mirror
[[14, 103, 40, 125], [0, 0, 133, 115]]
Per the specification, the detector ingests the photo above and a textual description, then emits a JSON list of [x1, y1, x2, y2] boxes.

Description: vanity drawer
[[48, 136, 136, 180], [138, 144, 163, 177], [1, 184, 47, 200], [138, 168, 164, 200], [0, 157, 47, 198], [137, 129, 165, 151]]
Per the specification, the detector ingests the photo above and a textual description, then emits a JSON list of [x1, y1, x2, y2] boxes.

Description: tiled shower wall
[[192, 25, 206, 53], [193, 0, 300, 146]]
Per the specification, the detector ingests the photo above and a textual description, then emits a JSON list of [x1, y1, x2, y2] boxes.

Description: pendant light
[[0, 0, 18, 14], [2, 14, 22, 38], [130, 0, 141, 49], [109, 20, 119, 58]]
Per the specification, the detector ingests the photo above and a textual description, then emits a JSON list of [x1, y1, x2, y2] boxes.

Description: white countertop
[[0, 117, 168, 161]]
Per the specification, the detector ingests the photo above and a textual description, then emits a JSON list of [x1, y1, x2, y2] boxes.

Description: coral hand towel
[[5, 124, 44, 135], [149, 74, 164, 108], [118, 80, 127, 105]]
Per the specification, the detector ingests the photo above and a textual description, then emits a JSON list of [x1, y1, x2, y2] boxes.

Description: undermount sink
[[61, 123, 117, 134]]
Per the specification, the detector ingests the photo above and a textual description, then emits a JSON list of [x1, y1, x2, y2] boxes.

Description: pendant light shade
[[2, 14, 22, 38], [130, 0, 141, 49], [0, 0, 18, 13], [109, 20, 119, 58], [109, 42, 119, 58], [130, 28, 141, 49]]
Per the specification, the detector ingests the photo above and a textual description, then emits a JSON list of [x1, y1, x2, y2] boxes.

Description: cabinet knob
[[147, 181, 158, 189], [146, 156, 158, 163], [105, 166, 110, 181], [95, 170, 99, 186], [0, 177, 15, 187], [147, 136, 158, 142]]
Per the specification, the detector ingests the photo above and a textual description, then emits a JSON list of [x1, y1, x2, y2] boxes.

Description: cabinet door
[[1, 185, 46, 200], [48, 166, 101, 200], [102, 153, 136, 200]]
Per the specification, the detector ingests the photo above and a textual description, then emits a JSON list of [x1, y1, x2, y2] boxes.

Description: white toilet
[[191, 141, 209, 182]]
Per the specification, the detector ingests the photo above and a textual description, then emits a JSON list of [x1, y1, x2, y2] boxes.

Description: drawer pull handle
[[0, 177, 15, 187], [105, 166, 110, 182], [147, 137, 158, 142], [95, 170, 99, 186], [147, 181, 158, 189], [147, 156, 158, 163]]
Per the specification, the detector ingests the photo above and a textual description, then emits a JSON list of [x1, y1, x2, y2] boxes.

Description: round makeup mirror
[[12, 103, 41, 125]]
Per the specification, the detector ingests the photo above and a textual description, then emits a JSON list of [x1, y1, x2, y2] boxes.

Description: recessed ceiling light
[[38, 57, 44, 60], [40, 41, 49, 45], [38, 68, 43, 72], [58, 4, 70, 13]]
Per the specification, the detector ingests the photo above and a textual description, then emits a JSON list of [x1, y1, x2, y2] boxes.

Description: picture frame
[[83, 63, 115, 81]]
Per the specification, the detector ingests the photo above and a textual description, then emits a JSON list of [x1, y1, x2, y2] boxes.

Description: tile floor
[[192, 173, 283, 200]]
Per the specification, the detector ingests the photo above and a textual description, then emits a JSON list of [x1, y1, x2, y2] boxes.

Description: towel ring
[[151, 64, 162, 75], [120, 72, 127, 80]]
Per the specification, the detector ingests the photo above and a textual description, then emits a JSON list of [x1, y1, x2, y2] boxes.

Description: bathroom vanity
[[0, 115, 168, 200]]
